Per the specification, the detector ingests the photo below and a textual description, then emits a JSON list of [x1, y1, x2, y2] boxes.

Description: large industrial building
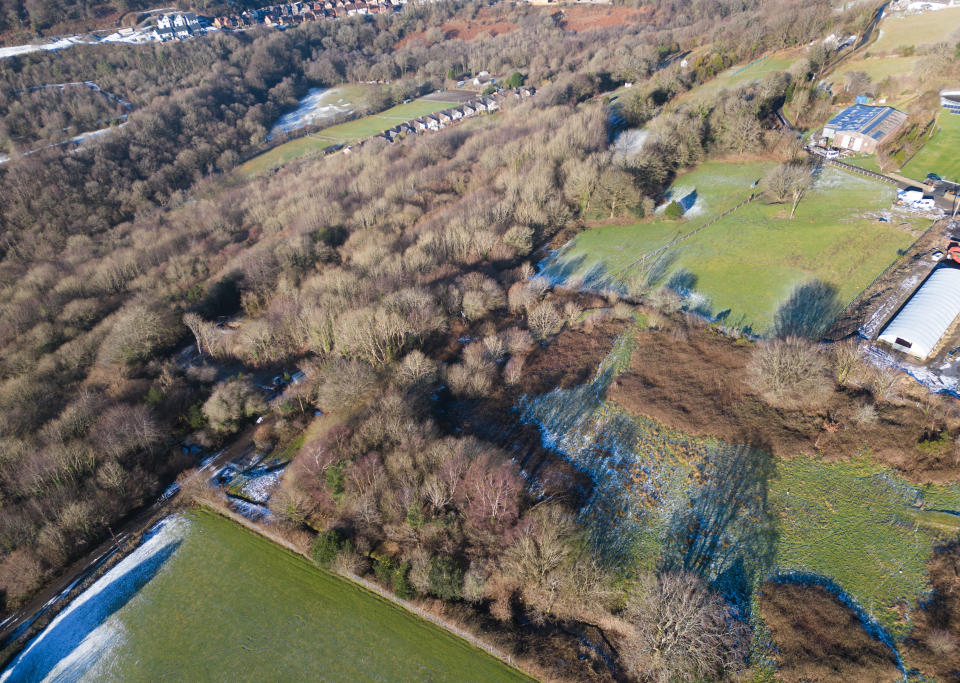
[[941, 89, 960, 114], [821, 104, 907, 154], [878, 265, 960, 360]]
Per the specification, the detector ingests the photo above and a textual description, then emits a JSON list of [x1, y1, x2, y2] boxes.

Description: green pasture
[[316, 99, 461, 140], [871, 6, 960, 54], [830, 55, 920, 87], [676, 51, 800, 104], [901, 110, 960, 182], [239, 135, 337, 175], [771, 456, 960, 631], [546, 162, 917, 333], [239, 97, 461, 175], [845, 155, 883, 173], [86, 510, 529, 681]]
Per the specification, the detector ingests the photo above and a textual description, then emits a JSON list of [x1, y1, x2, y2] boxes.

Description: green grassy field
[[830, 55, 920, 87], [544, 161, 917, 333], [772, 456, 960, 631], [2, 510, 527, 681], [901, 111, 960, 181], [36, 510, 530, 681], [240, 97, 462, 176], [676, 51, 800, 104], [845, 154, 882, 173], [871, 6, 960, 54]]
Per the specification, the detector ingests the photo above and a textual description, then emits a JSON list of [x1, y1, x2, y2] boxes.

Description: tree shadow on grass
[[773, 280, 842, 340], [660, 443, 779, 611], [3, 539, 182, 682]]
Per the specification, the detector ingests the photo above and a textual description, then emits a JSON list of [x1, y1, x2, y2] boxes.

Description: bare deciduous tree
[[528, 302, 563, 341], [621, 572, 750, 682], [763, 162, 812, 218], [748, 337, 832, 409]]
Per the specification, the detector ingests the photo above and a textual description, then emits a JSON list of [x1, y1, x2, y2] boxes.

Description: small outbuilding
[[878, 264, 960, 360]]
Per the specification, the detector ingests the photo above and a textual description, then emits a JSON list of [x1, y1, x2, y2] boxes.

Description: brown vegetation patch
[[607, 322, 960, 483], [559, 5, 654, 32], [394, 9, 518, 49], [902, 541, 960, 680], [520, 316, 625, 396], [758, 581, 900, 682], [443, 18, 518, 41]]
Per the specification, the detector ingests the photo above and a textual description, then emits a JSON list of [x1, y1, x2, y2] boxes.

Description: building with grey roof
[[878, 264, 960, 360], [821, 104, 907, 154]]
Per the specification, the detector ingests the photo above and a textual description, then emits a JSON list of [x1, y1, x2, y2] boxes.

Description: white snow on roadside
[[267, 88, 355, 140], [860, 271, 922, 339], [1, 516, 189, 683], [0, 36, 92, 60], [241, 471, 280, 504]]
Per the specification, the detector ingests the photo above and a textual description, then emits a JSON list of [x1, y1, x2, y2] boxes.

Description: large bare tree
[[621, 572, 750, 682]]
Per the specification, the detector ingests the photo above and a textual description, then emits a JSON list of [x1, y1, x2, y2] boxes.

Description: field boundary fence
[[608, 193, 758, 286]]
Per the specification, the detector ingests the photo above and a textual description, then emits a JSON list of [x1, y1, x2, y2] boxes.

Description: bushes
[[202, 376, 267, 434], [428, 556, 464, 601], [312, 529, 344, 567], [748, 337, 832, 409], [663, 200, 684, 219]]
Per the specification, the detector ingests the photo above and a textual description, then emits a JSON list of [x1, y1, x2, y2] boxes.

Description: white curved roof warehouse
[[879, 265, 960, 360]]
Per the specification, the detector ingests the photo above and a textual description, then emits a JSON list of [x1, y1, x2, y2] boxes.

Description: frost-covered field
[[1, 511, 526, 682], [521, 326, 960, 633], [267, 88, 358, 140], [541, 163, 918, 334]]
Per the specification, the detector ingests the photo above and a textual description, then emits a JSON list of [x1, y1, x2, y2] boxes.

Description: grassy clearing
[[901, 111, 960, 181], [871, 7, 960, 54], [830, 55, 920, 86], [317, 99, 461, 140], [86, 510, 530, 681], [676, 51, 800, 104], [545, 162, 916, 333], [239, 97, 461, 176], [771, 457, 960, 631], [526, 329, 960, 634], [845, 155, 882, 173]]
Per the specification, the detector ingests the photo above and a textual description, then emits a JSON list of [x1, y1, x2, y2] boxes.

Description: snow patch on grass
[[267, 88, 355, 140], [1, 516, 188, 682]]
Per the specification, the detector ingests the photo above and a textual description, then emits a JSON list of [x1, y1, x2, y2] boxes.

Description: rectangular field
[[239, 97, 461, 176], [4, 510, 530, 681], [543, 161, 918, 333], [901, 110, 960, 181], [870, 7, 960, 54]]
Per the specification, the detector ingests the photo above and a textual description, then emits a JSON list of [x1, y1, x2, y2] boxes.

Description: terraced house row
[[377, 89, 535, 142], [213, 0, 420, 28]]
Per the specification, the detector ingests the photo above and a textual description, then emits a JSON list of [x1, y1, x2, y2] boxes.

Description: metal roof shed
[[878, 265, 960, 360]]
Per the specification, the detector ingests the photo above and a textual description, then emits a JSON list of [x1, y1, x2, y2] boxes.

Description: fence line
[[608, 193, 757, 285], [821, 157, 898, 185]]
